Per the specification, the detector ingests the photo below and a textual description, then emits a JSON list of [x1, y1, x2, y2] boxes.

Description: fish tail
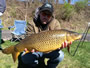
[[67, 41, 72, 53], [67, 45, 70, 53], [12, 51, 20, 62], [2, 45, 20, 62]]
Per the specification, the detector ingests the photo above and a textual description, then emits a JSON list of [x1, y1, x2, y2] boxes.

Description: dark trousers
[[18, 50, 64, 68]]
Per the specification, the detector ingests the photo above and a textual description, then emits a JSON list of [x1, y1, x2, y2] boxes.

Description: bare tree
[[41, 0, 47, 3], [48, 0, 50, 3], [48, 0, 53, 3], [63, 0, 65, 2], [68, 0, 71, 4], [56, 0, 59, 4], [63, 0, 71, 4]]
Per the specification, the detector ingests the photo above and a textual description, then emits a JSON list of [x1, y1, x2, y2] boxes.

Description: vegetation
[[58, 41, 90, 68], [75, 0, 88, 12], [0, 41, 90, 68], [0, 0, 90, 68], [0, 41, 18, 68], [60, 2, 75, 21], [2, 0, 89, 33], [59, 0, 88, 21]]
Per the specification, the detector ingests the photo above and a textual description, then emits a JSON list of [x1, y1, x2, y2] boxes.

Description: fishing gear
[[73, 23, 90, 56]]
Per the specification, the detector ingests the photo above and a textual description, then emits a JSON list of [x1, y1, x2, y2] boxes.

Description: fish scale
[[2, 29, 82, 62], [20, 31, 65, 52]]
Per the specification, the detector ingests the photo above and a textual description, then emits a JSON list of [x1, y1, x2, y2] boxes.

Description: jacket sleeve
[[26, 22, 35, 36], [0, 0, 6, 13], [48, 19, 61, 30], [54, 19, 61, 30]]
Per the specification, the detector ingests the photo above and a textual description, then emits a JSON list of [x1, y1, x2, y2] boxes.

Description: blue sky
[[58, 0, 87, 4], [17, 0, 90, 6], [56, 0, 90, 6], [58, 0, 77, 4]]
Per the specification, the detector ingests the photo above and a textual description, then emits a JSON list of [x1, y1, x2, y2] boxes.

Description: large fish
[[2, 29, 82, 62]]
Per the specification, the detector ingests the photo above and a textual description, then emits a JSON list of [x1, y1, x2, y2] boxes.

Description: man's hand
[[60, 41, 72, 53], [23, 41, 72, 55], [61, 41, 72, 49], [24, 48, 37, 53]]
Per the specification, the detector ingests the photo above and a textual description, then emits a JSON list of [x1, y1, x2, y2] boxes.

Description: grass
[[0, 41, 90, 68], [58, 41, 90, 68], [0, 41, 18, 68]]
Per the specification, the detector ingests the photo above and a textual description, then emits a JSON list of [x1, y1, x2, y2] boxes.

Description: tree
[[48, 0, 50, 2], [63, 0, 71, 4], [68, 0, 71, 4], [56, 0, 58, 4], [41, 0, 46, 3]]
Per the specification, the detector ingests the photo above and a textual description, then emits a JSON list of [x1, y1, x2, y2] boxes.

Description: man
[[0, 0, 6, 16], [18, 3, 64, 68]]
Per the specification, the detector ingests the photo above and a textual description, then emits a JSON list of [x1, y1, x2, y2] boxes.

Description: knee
[[54, 50, 64, 63], [18, 52, 40, 68], [21, 53, 38, 65]]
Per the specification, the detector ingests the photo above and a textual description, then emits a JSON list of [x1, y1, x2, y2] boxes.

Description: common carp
[[2, 29, 82, 62]]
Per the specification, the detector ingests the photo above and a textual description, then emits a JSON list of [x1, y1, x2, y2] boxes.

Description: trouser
[[18, 49, 64, 68]]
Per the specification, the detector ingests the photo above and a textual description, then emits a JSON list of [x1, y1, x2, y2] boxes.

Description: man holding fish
[[18, 2, 65, 68], [1, 2, 82, 68]]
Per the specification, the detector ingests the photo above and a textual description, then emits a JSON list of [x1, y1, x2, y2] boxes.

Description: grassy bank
[[58, 41, 90, 68], [0, 41, 18, 68], [0, 41, 90, 68], [1, 0, 89, 32]]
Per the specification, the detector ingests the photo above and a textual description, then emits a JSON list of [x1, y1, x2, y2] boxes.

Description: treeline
[[2, 0, 89, 29], [29, 0, 88, 4], [37, 0, 71, 4], [5, 0, 89, 21]]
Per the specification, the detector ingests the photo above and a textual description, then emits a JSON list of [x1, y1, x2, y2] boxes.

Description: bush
[[61, 2, 75, 21], [75, 0, 88, 12]]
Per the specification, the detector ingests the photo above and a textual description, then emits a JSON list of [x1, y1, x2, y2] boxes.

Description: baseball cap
[[39, 3, 54, 13]]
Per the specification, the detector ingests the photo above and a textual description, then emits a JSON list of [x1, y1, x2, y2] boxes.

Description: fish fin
[[2, 46, 15, 54], [67, 45, 70, 53], [67, 41, 72, 54], [12, 51, 20, 62]]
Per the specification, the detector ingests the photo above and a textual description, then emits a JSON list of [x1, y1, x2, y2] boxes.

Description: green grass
[[0, 41, 18, 68], [58, 41, 90, 68], [0, 41, 90, 68]]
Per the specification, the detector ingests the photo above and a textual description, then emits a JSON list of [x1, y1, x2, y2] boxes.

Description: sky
[[58, 0, 88, 4], [17, 0, 90, 6]]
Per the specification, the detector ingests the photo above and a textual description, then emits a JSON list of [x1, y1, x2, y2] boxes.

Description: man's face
[[40, 10, 52, 24]]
